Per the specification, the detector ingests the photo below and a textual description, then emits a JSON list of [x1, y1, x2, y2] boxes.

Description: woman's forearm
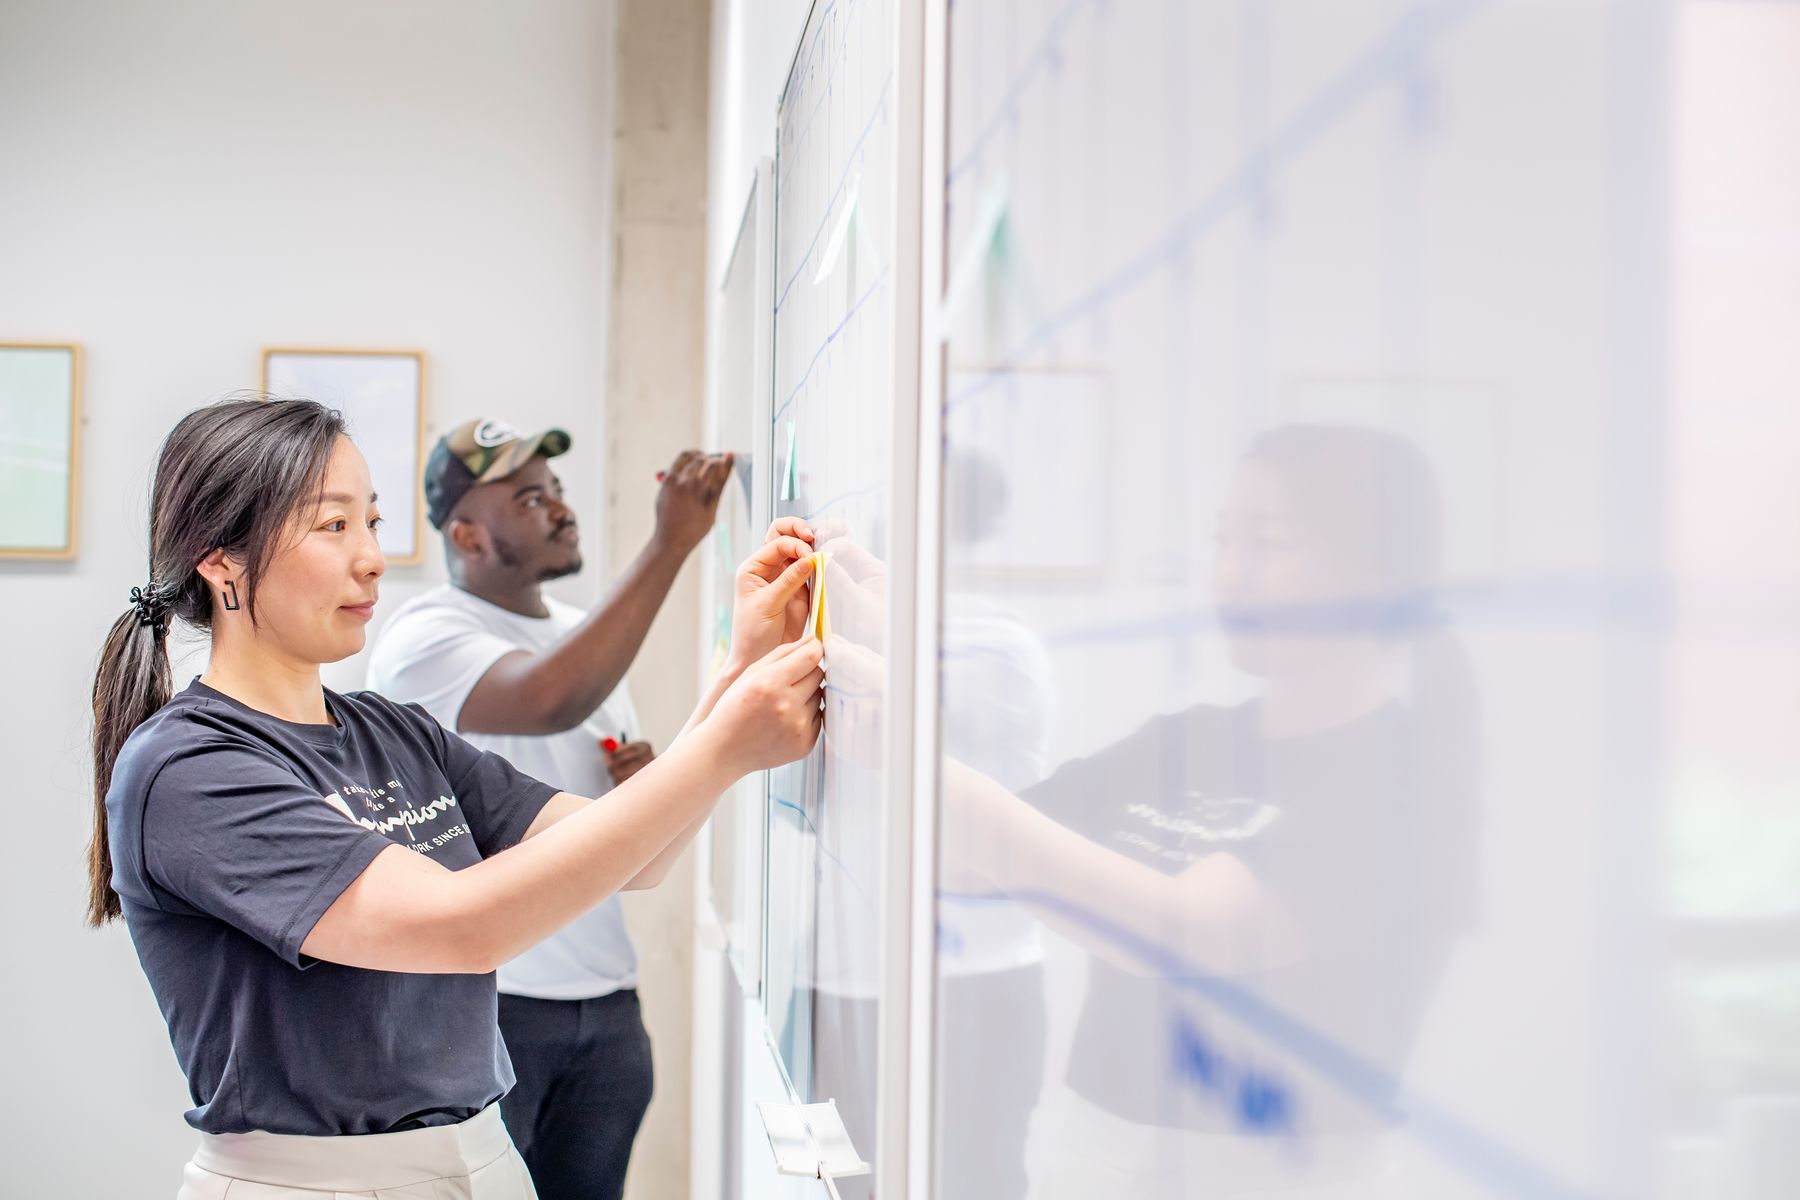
[[625, 657, 757, 889], [305, 723, 744, 974], [452, 724, 742, 966], [679, 655, 747, 739], [945, 760, 1302, 976]]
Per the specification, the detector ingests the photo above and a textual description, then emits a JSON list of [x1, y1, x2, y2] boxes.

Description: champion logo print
[[320, 791, 461, 841]]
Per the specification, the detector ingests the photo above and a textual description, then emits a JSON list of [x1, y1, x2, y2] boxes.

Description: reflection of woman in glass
[[947, 425, 1481, 1194]]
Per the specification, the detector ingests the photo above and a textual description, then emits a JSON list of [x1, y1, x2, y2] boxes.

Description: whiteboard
[[927, 2, 1800, 1200], [763, 0, 897, 1188]]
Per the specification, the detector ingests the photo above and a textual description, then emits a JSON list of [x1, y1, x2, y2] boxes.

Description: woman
[[88, 398, 823, 1199]]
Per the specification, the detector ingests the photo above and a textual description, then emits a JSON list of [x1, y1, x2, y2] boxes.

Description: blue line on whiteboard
[[773, 264, 892, 425], [771, 794, 879, 915], [945, 0, 1098, 186], [945, 0, 1485, 410], [1038, 606, 1215, 650], [802, 480, 887, 522], [959, 886, 1598, 1200], [777, 0, 866, 195], [776, 71, 895, 315], [820, 680, 878, 702]]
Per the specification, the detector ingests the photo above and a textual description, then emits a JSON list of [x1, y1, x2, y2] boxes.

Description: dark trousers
[[498, 989, 655, 1200]]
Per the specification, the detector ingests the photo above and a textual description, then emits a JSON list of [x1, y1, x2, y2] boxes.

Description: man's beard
[[491, 532, 581, 581], [540, 554, 582, 582], [542, 521, 582, 580]]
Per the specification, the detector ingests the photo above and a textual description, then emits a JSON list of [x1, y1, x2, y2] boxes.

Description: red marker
[[601, 737, 620, 754]]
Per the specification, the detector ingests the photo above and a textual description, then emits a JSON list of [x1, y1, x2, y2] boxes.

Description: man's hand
[[604, 739, 656, 785], [653, 450, 735, 554]]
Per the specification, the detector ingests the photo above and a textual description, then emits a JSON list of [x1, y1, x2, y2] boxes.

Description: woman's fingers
[[765, 516, 814, 545], [765, 632, 826, 679], [764, 552, 818, 611], [740, 536, 814, 585]]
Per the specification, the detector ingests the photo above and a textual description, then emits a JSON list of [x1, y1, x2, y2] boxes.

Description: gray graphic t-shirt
[[107, 679, 559, 1135]]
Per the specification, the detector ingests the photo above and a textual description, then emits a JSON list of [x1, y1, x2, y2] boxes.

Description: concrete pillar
[[605, 1, 711, 1197]]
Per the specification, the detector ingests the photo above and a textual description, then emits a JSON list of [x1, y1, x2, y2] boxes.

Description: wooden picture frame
[[0, 342, 82, 560], [261, 348, 427, 564]]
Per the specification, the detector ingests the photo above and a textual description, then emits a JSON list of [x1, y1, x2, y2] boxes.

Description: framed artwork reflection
[[0, 343, 82, 560], [262, 348, 427, 564]]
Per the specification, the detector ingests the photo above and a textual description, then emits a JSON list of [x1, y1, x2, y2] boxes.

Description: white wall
[[0, 2, 630, 1194]]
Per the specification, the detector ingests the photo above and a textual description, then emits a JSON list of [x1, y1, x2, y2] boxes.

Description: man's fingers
[[699, 453, 733, 500], [677, 448, 716, 486], [614, 744, 654, 768]]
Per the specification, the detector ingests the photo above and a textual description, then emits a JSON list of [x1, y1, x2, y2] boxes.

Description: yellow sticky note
[[808, 551, 830, 641]]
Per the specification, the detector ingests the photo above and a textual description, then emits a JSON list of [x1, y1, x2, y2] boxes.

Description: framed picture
[[262, 348, 427, 564], [0, 342, 82, 560]]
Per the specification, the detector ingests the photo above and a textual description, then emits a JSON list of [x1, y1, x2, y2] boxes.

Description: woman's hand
[[726, 518, 817, 672], [704, 635, 826, 774]]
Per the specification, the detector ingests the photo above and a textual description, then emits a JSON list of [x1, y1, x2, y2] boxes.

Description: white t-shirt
[[805, 599, 1052, 997], [366, 584, 640, 1000], [933, 601, 1052, 977]]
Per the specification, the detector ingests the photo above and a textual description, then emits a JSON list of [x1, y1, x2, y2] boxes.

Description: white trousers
[[176, 1104, 538, 1200]]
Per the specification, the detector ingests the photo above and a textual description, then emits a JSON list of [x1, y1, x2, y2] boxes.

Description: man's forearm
[[533, 535, 691, 727]]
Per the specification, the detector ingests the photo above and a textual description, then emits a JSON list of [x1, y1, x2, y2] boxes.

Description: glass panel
[[933, 2, 1800, 1198]]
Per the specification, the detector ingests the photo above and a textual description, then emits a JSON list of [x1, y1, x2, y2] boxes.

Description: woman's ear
[[194, 548, 245, 590]]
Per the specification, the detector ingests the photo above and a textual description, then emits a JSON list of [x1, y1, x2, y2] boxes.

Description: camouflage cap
[[424, 417, 572, 529]]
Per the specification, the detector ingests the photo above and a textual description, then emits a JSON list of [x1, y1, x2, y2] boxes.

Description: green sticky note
[[781, 420, 799, 502]]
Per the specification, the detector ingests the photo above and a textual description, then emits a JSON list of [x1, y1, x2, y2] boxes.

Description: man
[[368, 417, 732, 1200]]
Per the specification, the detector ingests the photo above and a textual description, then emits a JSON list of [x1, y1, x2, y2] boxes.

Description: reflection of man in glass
[[948, 425, 1481, 1193]]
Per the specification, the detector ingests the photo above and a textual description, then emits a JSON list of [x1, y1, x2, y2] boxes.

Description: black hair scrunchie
[[128, 584, 171, 633]]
